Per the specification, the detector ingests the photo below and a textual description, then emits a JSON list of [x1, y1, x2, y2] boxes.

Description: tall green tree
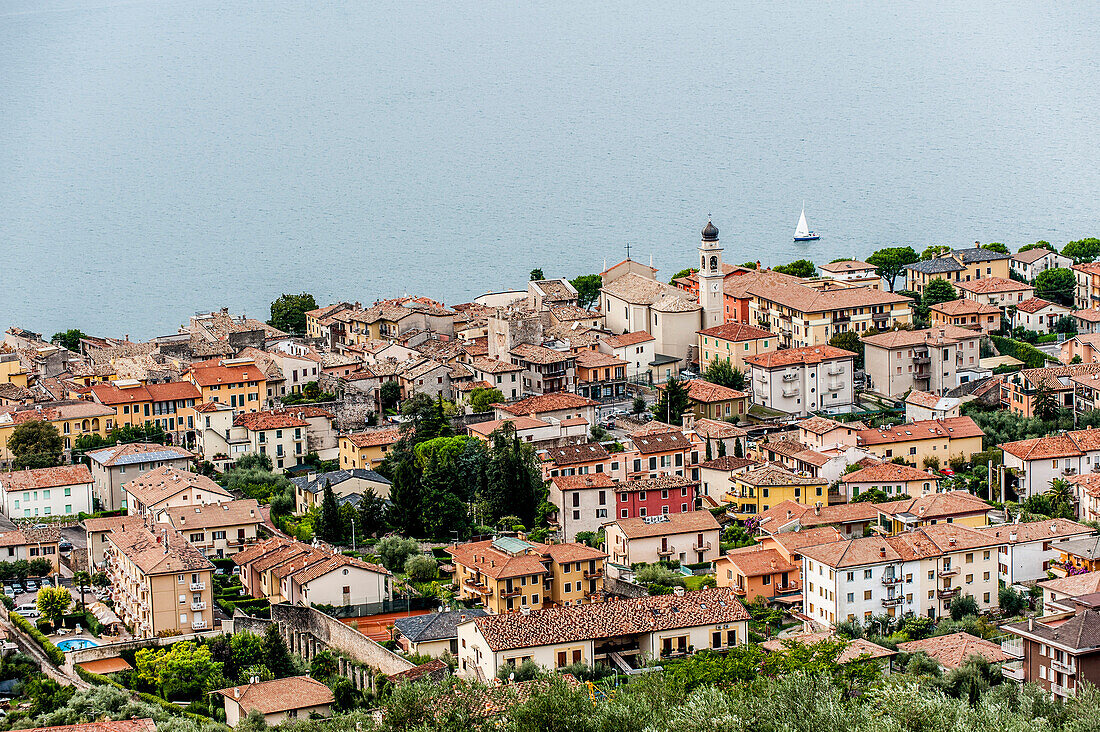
[[400, 393, 453, 442], [134, 641, 222, 700], [702, 359, 745, 390], [36, 586, 71, 625], [981, 242, 1009, 254], [1063, 237, 1100, 264], [318, 480, 341, 543], [268, 292, 317, 334], [1034, 267, 1075, 306], [469, 387, 505, 413], [921, 245, 951, 260], [717, 439, 727, 458], [529, 268, 545, 281], [1032, 382, 1061, 421], [50, 329, 87, 352], [733, 439, 743, 458], [1018, 240, 1054, 253], [484, 422, 544, 525], [569, 274, 603, 309], [380, 437, 423, 536], [261, 624, 297, 678], [7, 420, 64, 469], [772, 259, 817, 278], [922, 278, 958, 310], [380, 380, 401, 411], [652, 379, 692, 426], [865, 246, 919, 291], [828, 331, 864, 370], [1047, 478, 1075, 514], [356, 487, 388, 537]]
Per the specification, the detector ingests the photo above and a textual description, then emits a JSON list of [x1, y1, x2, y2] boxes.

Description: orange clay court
[[342, 608, 432, 641]]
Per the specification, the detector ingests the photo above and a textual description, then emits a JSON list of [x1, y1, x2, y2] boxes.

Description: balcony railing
[[463, 579, 493, 597], [939, 567, 959, 578], [937, 587, 960, 599], [1051, 683, 1076, 698], [191, 620, 207, 631], [190, 582, 206, 591], [1001, 638, 1023, 658], [583, 569, 604, 580], [692, 541, 712, 552], [1001, 661, 1025, 682], [191, 601, 207, 611], [657, 546, 675, 557], [881, 596, 904, 607], [882, 576, 903, 586], [1051, 659, 1076, 675], [731, 586, 747, 596], [500, 587, 521, 598]]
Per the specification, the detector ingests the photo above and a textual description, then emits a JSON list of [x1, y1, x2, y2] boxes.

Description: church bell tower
[[698, 220, 725, 329]]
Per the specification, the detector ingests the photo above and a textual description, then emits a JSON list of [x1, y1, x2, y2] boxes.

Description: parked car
[[15, 602, 39, 618], [2, 587, 13, 599], [24, 580, 37, 593], [11, 583, 23, 596], [58, 540, 74, 553]]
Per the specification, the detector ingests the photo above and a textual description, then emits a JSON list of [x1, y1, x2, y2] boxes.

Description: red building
[[615, 475, 698, 520]]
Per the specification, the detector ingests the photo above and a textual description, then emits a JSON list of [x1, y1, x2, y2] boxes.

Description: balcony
[[731, 586, 747, 597], [189, 582, 206, 591], [1001, 661, 1025, 682], [692, 541, 712, 552], [1051, 683, 1076, 698], [939, 567, 960, 578], [583, 568, 604, 580], [1051, 659, 1076, 675], [1001, 638, 1024, 658], [937, 587, 960, 599], [500, 587, 521, 599], [913, 354, 930, 365], [827, 365, 844, 376], [191, 619, 207, 630], [826, 382, 842, 392], [782, 387, 799, 397], [657, 546, 675, 557], [881, 575, 903, 586], [881, 596, 904, 607], [463, 579, 493, 597], [191, 601, 207, 611], [782, 373, 798, 382]]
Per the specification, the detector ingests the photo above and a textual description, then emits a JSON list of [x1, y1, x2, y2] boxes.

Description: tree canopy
[[652, 379, 692, 426], [1018, 240, 1053, 253], [1033, 267, 1075, 306], [921, 245, 951, 260], [772, 259, 817, 278], [268, 292, 317, 334], [828, 331, 864, 369], [7, 420, 64, 469], [669, 268, 699, 283], [50, 329, 87, 352], [981, 242, 1009, 254], [702, 359, 745, 390], [865, 246, 919, 291], [1062, 237, 1100, 264], [569, 274, 602, 309], [529, 268, 545, 281], [922, 278, 958, 310], [469, 387, 504, 413]]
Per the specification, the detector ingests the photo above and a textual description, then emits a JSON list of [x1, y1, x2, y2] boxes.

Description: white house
[[976, 519, 1094, 584], [1010, 298, 1071, 335], [1000, 428, 1100, 500], [281, 553, 393, 607], [743, 345, 856, 417], [904, 391, 961, 422], [216, 676, 333, 727], [1, 465, 93, 518], [603, 510, 720, 567], [1011, 248, 1073, 282], [599, 331, 656, 380]]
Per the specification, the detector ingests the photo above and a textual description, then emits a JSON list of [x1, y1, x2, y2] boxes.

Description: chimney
[[234, 688, 240, 699], [949, 537, 956, 547], [786, 509, 793, 519], [814, 501, 822, 516], [770, 559, 776, 569], [879, 547, 886, 558], [1009, 532, 1017, 542], [673, 586, 685, 597], [1028, 617, 1034, 631]]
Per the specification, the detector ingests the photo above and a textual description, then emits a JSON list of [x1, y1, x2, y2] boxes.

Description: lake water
[[2, 1, 1099, 338]]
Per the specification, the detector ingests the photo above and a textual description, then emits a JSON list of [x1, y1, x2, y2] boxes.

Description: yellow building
[[338, 428, 402, 469], [903, 247, 1012, 295], [855, 417, 985, 467], [185, 358, 267, 413], [876, 490, 992, 535], [0, 353, 29, 388], [0, 402, 116, 464], [89, 379, 202, 436], [103, 520, 215, 638], [723, 465, 828, 520], [448, 536, 607, 614], [697, 322, 777, 372]]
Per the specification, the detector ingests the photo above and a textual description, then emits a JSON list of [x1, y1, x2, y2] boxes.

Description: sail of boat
[[794, 207, 810, 238]]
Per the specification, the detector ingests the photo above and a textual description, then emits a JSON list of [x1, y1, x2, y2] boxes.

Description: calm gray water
[[2, 1, 1099, 339]]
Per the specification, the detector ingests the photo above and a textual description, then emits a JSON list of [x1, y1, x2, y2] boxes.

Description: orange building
[[185, 358, 267, 413]]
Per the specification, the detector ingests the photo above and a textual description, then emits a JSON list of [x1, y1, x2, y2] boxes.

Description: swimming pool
[[56, 638, 99, 651]]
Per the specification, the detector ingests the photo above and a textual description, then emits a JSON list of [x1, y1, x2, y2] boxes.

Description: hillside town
[[5, 229, 1100, 730]]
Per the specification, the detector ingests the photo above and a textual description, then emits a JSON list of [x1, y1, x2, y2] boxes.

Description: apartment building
[[977, 519, 1094, 584], [1, 465, 93, 519], [0, 401, 116, 463], [696, 322, 777, 372], [1011, 247, 1072, 281], [715, 526, 843, 600], [89, 379, 201, 440], [155, 499, 262, 558], [861, 326, 982, 398], [230, 407, 336, 472], [573, 350, 628, 402], [103, 522, 214, 638], [801, 523, 1000, 627], [1000, 426, 1100, 499], [448, 536, 606, 614], [697, 455, 759, 505], [840, 462, 940, 501], [1000, 610, 1100, 698], [744, 345, 856, 417], [85, 442, 194, 512], [122, 464, 232, 516], [903, 247, 1012, 294], [854, 417, 984, 467], [904, 391, 961, 422], [604, 510, 720, 566], [216, 676, 334, 727], [875, 490, 992, 534], [467, 415, 588, 450], [796, 416, 863, 450], [338, 427, 402, 469], [549, 473, 617, 542], [598, 331, 655, 380], [1001, 363, 1100, 418], [928, 299, 1001, 334], [493, 392, 598, 425], [758, 439, 875, 486], [185, 357, 267, 412], [818, 260, 881, 288], [614, 475, 698, 519], [668, 379, 748, 422], [0, 525, 61, 572], [754, 501, 879, 538], [541, 442, 615, 480], [722, 464, 828, 520], [956, 277, 1034, 308], [455, 587, 749, 682], [625, 430, 696, 479]]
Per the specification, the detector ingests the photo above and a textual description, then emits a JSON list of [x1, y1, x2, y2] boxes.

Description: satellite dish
[[508, 672, 515, 682]]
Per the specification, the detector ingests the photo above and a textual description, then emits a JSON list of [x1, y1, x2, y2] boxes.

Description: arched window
[[710, 256, 718, 271]]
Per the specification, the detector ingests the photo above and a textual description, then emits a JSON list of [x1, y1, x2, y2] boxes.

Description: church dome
[[701, 220, 719, 242]]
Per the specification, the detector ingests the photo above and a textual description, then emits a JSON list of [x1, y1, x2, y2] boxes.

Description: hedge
[[991, 335, 1051, 370], [9, 610, 65, 665]]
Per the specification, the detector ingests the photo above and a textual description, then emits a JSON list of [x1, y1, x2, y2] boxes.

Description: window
[[864, 590, 872, 600], [847, 592, 854, 602], [864, 569, 872, 579]]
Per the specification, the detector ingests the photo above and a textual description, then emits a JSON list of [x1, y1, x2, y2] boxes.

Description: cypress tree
[[705, 438, 712, 461], [319, 479, 341, 543], [718, 439, 727, 457], [734, 439, 744, 458]]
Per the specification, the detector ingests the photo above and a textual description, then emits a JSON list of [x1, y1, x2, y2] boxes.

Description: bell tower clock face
[[711, 283, 720, 292]]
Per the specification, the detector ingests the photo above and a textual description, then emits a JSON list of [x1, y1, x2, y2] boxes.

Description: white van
[[15, 602, 39, 618]]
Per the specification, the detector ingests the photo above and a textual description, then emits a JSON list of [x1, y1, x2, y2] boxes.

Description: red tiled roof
[[957, 277, 1032, 294], [497, 393, 597, 416], [856, 417, 983, 446], [697, 322, 775, 341], [1, 465, 91, 492], [345, 428, 402, 448], [744, 345, 855, 369], [897, 632, 1007, 669], [605, 331, 655, 348]]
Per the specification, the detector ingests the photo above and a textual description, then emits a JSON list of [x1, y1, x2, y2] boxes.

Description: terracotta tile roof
[[1, 465, 91, 492], [673, 379, 747, 403], [76, 657, 133, 674], [800, 524, 998, 568], [509, 343, 575, 365], [192, 401, 232, 413], [122, 465, 230, 507], [186, 359, 266, 387], [602, 273, 695, 307], [344, 427, 402, 448], [497, 393, 596, 416], [819, 260, 877, 274], [762, 525, 844, 550], [904, 390, 957, 411], [860, 326, 979, 349], [471, 587, 748, 652], [216, 676, 334, 715], [605, 331, 655, 348], [86, 442, 194, 468], [447, 539, 550, 580], [629, 420, 679, 437], [755, 500, 879, 530], [611, 510, 719, 539], [761, 440, 829, 467], [0, 526, 61, 548], [1001, 427, 1100, 460], [957, 277, 1032, 294], [1017, 363, 1100, 392], [544, 442, 609, 466], [976, 518, 1093, 545], [1038, 571, 1100, 598], [841, 462, 937, 484], [698, 456, 758, 471], [1014, 248, 1060, 264], [1074, 308, 1100, 323], [736, 465, 825, 487], [615, 474, 696, 493], [0, 401, 115, 425], [743, 345, 856, 369], [550, 474, 616, 492], [539, 542, 607, 564], [291, 551, 391, 583], [90, 381, 151, 405], [1015, 297, 1061, 314], [387, 659, 448, 684], [719, 546, 797, 577], [797, 416, 864, 435], [82, 514, 144, 535], [232, 536, 295, 566], [691, 418, 748, 439], [107, 523, 213, 574], [574, 351, 627, 369], [19, 722, 156, 732], [469, 356, 523, 375], [468, 417, 549, 435], [762, 632, 895, 663], [161, 499, 262, 530], [877, 490, 991, 520], [696, 322, 775, 341], [743, 276, 911, 312], [631, 431, 693, 455], [856, 416, 983, 446], [930, 299, 1001, 316], [234, 411, 308, 430]]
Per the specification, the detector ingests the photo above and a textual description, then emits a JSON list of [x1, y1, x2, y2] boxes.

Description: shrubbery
[[9, 609, 64, 665]]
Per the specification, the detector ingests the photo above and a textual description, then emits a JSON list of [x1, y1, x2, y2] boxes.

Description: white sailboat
[[793, 205, 820, 241]]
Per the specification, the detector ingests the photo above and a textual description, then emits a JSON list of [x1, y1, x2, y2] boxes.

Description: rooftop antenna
[[625, 242, 632, 261]]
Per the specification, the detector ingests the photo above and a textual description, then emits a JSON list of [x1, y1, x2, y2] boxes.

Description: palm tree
[[72, 570, 90, 611], [1047, 478, 1075, 514], [1033, 383, 1061, 422]]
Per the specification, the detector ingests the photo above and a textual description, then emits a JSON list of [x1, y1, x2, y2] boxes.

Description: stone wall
[[68, 630, 212, 666]]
